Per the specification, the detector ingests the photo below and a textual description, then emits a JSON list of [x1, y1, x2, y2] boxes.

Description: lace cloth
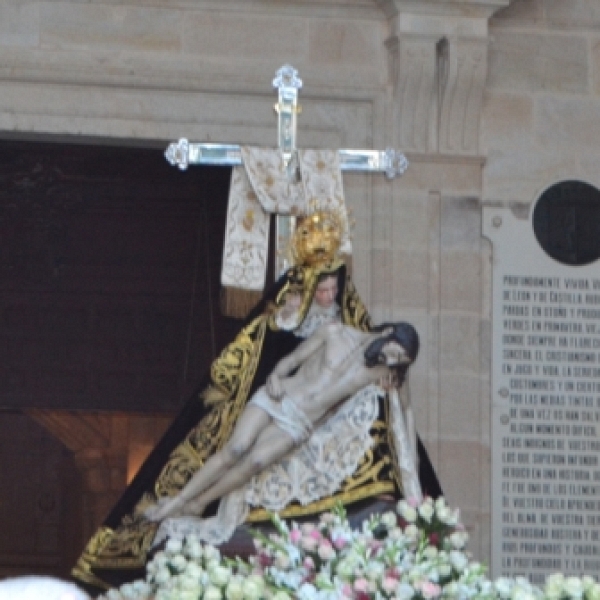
[[153, 384, 381, 547], [388, 384, 422, 502]]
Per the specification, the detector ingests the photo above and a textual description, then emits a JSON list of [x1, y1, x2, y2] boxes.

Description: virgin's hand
[[280, 291, 302, 320]]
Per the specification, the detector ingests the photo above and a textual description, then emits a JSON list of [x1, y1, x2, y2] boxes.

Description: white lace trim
[[153, 384, 381, 547]]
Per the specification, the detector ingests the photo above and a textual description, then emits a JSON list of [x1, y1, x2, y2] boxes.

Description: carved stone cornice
[[376, 0, 511, 20], [381, 0, 511, 157]]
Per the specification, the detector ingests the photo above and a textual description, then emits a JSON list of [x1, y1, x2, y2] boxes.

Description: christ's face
[[380, 341, 410, 366], [314, 275, 338, 309]]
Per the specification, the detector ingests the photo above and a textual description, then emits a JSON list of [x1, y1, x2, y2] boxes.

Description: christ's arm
[[266, 323, 336, 398]]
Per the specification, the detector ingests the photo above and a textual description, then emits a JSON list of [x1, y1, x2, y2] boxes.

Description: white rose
[[153, 551, 168, 568], [448, 531, 468, 550], [119, 584, 136, 599], [204, 545, 222, 562], [564, 577, 585, 599], [179, 574, 202, 592], [449, 551, 468, 572], [583, 578, 596, 592], [388, 527, 405, 541], [418, 502, 435, 523], [444, 582, 459, 598], [317, 543, 336, 561], [242, 579, 263, 600], [438, 564, 451, 578], [398, 500, 418, 523], [365, 562, 385, 581], [335, 559, 355, 580], [184, 561, 204, 579], [435, 506, 453, 525], [132, 581, 152, 596], [184, 540, 204, 560], [206, 559, 223, 572], [446, 509, 460, 527], [210, 565, 232, 587], [545, 574, 564, 600], [165, 538, 183, 554], [204, 584, 223, 600], [423, 545, 438, 560], [434, 497, 447, 511], [105, 590, 123, 600], [226, 578, 245, 600], [275, 552, 291, 569], [272, 592, 292, 600], [586, 583, 600, 600], [170, 554, 187, 572], [154, 566, 171, 584], [494, 577, 513, 598], [179, 592, 201, 600], [381, 511, 398, 529], [511, 587, 536, 600], [396, 582, 415, 600], [404, 524, 420, 541]]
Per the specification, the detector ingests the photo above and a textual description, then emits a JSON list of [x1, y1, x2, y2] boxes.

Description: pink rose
[[354, 578, 369, 593], [382, 576, 399, 594], [301, 536, 318, 552], [341, 583, 353, 597], [309, 529, 323, 541], [333, 537, 348, 550], [318, 540, 335, 560], [303, 557, 315, 570], [421, 582, 442, 599], [290, 529, 302, 543]]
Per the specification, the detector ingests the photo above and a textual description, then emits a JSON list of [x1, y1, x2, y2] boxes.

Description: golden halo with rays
[[291, 210, 344, 268]]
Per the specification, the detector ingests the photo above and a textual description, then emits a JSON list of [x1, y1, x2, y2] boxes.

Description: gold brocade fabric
[[73, 264, 400, 591]]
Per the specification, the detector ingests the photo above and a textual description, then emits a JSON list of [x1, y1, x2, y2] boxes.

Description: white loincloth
[[248, 387, 313, 444]]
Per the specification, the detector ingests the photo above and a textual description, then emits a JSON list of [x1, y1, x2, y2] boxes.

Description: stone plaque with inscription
[[484, 203, 600, 584]]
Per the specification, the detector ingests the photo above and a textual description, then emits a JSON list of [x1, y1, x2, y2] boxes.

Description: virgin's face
[[314, 276, 338, 308]]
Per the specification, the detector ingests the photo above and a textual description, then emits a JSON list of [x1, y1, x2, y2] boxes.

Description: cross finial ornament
[[272, 65, 302, 172]]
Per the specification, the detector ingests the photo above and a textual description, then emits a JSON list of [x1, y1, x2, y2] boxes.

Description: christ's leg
[[181, 422, 297, 517], [147, 406, 271, 521]]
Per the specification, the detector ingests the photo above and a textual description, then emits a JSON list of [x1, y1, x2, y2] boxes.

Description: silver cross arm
[[165, 140, 408, 180]]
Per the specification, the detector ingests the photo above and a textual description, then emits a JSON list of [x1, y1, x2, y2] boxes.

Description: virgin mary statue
[[73, 212, 442, 593]]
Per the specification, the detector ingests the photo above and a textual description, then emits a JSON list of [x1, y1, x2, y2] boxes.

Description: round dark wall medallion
[[533, 180, 600, 266]]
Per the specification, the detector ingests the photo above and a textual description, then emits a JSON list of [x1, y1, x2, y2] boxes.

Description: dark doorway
[[0, 139, 240, 412]]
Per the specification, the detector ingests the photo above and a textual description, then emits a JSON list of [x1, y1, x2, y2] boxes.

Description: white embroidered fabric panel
[[221, 166, 270, 290], [241, 147, 307, 214], [153, 384, 381, 547]]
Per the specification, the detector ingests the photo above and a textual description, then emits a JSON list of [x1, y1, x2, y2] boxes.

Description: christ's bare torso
[[274, 323, 387, 425]]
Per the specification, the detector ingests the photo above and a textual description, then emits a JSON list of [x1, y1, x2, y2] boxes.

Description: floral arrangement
[[99, 497, 599, 600]]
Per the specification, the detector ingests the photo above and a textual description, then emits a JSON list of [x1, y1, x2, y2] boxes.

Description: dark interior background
[[0, 138, 240, 579]]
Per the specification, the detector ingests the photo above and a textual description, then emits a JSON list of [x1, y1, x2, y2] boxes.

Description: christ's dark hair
[[364, 321, 420, 370]]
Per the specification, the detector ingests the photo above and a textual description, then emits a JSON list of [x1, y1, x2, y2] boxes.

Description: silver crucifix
[[165, 65, 408, 277]]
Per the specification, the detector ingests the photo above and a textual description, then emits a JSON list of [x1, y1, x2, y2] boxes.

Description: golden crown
[[291, 210, 345, 268]]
